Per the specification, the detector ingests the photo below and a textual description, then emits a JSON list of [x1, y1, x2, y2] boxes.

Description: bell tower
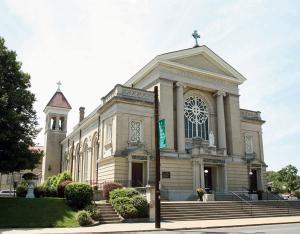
[[42, 82, 72, 182]]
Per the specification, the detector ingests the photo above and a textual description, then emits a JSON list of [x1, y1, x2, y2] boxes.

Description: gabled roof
[[44, 91, 72, 111], [124, 45, 246, 86]]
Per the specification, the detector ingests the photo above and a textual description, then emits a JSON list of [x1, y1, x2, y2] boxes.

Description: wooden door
[[132, 163, 143, 187]]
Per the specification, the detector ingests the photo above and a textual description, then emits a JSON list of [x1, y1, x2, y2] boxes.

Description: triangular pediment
[[124, 46, 246, 87], [171, 54, 231, 77]]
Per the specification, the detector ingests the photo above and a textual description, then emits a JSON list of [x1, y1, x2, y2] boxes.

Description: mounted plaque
[[162, 171, 171, 179]]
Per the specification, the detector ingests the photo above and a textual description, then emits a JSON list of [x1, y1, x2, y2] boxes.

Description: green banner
[[159, 119, 166, 149]]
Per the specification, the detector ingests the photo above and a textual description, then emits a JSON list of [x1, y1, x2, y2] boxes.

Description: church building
[[42, 42, 266, 200]]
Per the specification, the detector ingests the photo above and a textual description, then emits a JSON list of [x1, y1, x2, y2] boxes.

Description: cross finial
[[57, 81, 62, 92], [192, 30, 200, 47]]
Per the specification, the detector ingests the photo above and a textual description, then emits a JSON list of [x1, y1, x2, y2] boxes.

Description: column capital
[[175, 82, 186, 88], [214, 90, 226, 97]]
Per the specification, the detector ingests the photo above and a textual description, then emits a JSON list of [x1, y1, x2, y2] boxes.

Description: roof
[[124, 45, 246, 87], [44, 91, 72, 110]]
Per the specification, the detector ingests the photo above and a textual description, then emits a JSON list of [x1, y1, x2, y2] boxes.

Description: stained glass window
[[184, 96, 209, 140]]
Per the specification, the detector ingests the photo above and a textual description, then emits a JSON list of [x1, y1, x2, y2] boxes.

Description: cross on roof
[[192, 30, 200, 47], [57, 81, 62, 92]]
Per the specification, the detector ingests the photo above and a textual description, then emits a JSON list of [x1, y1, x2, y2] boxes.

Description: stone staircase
[[161, 200, 300, 221], [96, 203, 123, 223]]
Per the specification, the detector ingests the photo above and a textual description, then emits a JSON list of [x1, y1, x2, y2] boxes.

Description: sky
[[1, 0, 299, 172]]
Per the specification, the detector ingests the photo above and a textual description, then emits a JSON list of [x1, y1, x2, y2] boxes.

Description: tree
[[0, 37, 42, 173], [278, 165, 300, 192], [267, 165, 300, 193]]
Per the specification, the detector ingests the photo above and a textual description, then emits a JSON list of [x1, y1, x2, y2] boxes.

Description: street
[[131, 223, 300, 234]]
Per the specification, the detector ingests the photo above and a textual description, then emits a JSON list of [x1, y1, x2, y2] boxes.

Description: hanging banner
[[159, 119, 166, 149]]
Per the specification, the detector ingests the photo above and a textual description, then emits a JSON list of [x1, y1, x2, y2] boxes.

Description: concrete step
[[96, 203, 122, 224]]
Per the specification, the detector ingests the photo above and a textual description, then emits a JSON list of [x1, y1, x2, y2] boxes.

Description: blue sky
[[1, 0, 299, 172]]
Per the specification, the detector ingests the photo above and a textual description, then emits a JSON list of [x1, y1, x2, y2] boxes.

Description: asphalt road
[[130, 223, 300, 234]]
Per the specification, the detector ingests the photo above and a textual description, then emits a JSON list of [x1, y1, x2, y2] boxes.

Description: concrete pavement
[[1, 216, 300, 234]]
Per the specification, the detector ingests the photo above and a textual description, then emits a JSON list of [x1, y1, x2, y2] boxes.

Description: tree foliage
[[0, 37, 42, 173], [267, 164, 300, 193]]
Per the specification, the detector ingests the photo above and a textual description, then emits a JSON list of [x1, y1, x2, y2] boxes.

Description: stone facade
[[42, 46, 266, 200]]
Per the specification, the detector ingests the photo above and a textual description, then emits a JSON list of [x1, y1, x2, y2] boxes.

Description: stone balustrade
[[101, 84, 154, 105], [240, 109, 262, 121]]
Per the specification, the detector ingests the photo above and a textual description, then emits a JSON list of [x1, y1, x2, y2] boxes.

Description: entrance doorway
[[250, 169, 258, 192], [204, 167, 212, 192], [132, 163, 143, 187]]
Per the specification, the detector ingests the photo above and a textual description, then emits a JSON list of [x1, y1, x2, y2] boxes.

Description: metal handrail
[[230, 191, 253, 216]]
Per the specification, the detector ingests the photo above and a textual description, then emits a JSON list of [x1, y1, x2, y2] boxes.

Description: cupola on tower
[[42, 83, 71, 182]]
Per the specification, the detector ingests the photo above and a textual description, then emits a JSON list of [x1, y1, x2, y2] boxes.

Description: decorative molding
[[214, 90, 226, 97]]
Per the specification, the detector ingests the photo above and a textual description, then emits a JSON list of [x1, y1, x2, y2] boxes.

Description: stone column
[[200, 160, 205, 188], [223, 163, 228, 192], [146, 155, 150, 185], [55, 116, 59, 130], [215, 91, 227, 151], [258, 131, 264, 162], [192, 160, 200, 191], [128, 156, 132, 187], [176, 82, 185, 154]]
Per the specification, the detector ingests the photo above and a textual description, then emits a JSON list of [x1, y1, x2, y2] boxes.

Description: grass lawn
[[0, 197, 78, 228]]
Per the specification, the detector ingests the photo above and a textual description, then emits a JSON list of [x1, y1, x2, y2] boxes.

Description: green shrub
[[16, 185, 28, 197], [57, 171, 72, 185], [109, 188, 139, 202], [65, 183, 93, 209], [34, 186, 45, 198], [85, 204, 101, 221], [57, 180, 73, 198], [131, 195, 148, 217], [111, 197, 138, 218], [109, 188, 148, 219], [76, 210, 93, 226], [44, 186, 58, 197], [43, 171, 72, 189], [102, 182, 123, 200]]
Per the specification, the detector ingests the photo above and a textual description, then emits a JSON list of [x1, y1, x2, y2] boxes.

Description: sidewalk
[[1, 216, 300, 234]]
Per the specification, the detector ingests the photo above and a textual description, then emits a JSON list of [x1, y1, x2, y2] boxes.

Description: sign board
[[159, 119, 166, 149]]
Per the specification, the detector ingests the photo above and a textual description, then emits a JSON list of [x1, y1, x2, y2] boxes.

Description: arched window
[[82, 143, 89, 183], [91, 135, 98, 185], [184, 96, 209, 140], [75, 145, 80, 182]]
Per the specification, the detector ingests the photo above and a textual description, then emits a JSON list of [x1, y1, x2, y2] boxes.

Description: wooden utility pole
[[154, 86, 161, 228]]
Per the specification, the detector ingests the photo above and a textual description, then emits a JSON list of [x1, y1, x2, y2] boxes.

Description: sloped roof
[[45, 91, 72, 110]]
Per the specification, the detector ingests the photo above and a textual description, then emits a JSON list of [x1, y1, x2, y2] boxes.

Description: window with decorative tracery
[[245, 135, 254, 154], [106, 123, 112, 145], [129, 120, 143, 142], [184, 96, 209, 140]]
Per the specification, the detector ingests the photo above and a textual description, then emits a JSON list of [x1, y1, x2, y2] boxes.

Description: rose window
[[184, 96, 209, 140]]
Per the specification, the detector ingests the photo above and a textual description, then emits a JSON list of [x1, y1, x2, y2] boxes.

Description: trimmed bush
[[131, 195, 148, 217], [102, 182, 122, 200], [76, 210, 93, 226], [16, 185, 28, 197], [65, 183, 93, 209], [109, 188, 139, 201], [34, 186, 45, 198], [85, 204, 101, 221], [110, 197, 138, 218], [57, 180, 73, 198], [109, 188, 148, 219]]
